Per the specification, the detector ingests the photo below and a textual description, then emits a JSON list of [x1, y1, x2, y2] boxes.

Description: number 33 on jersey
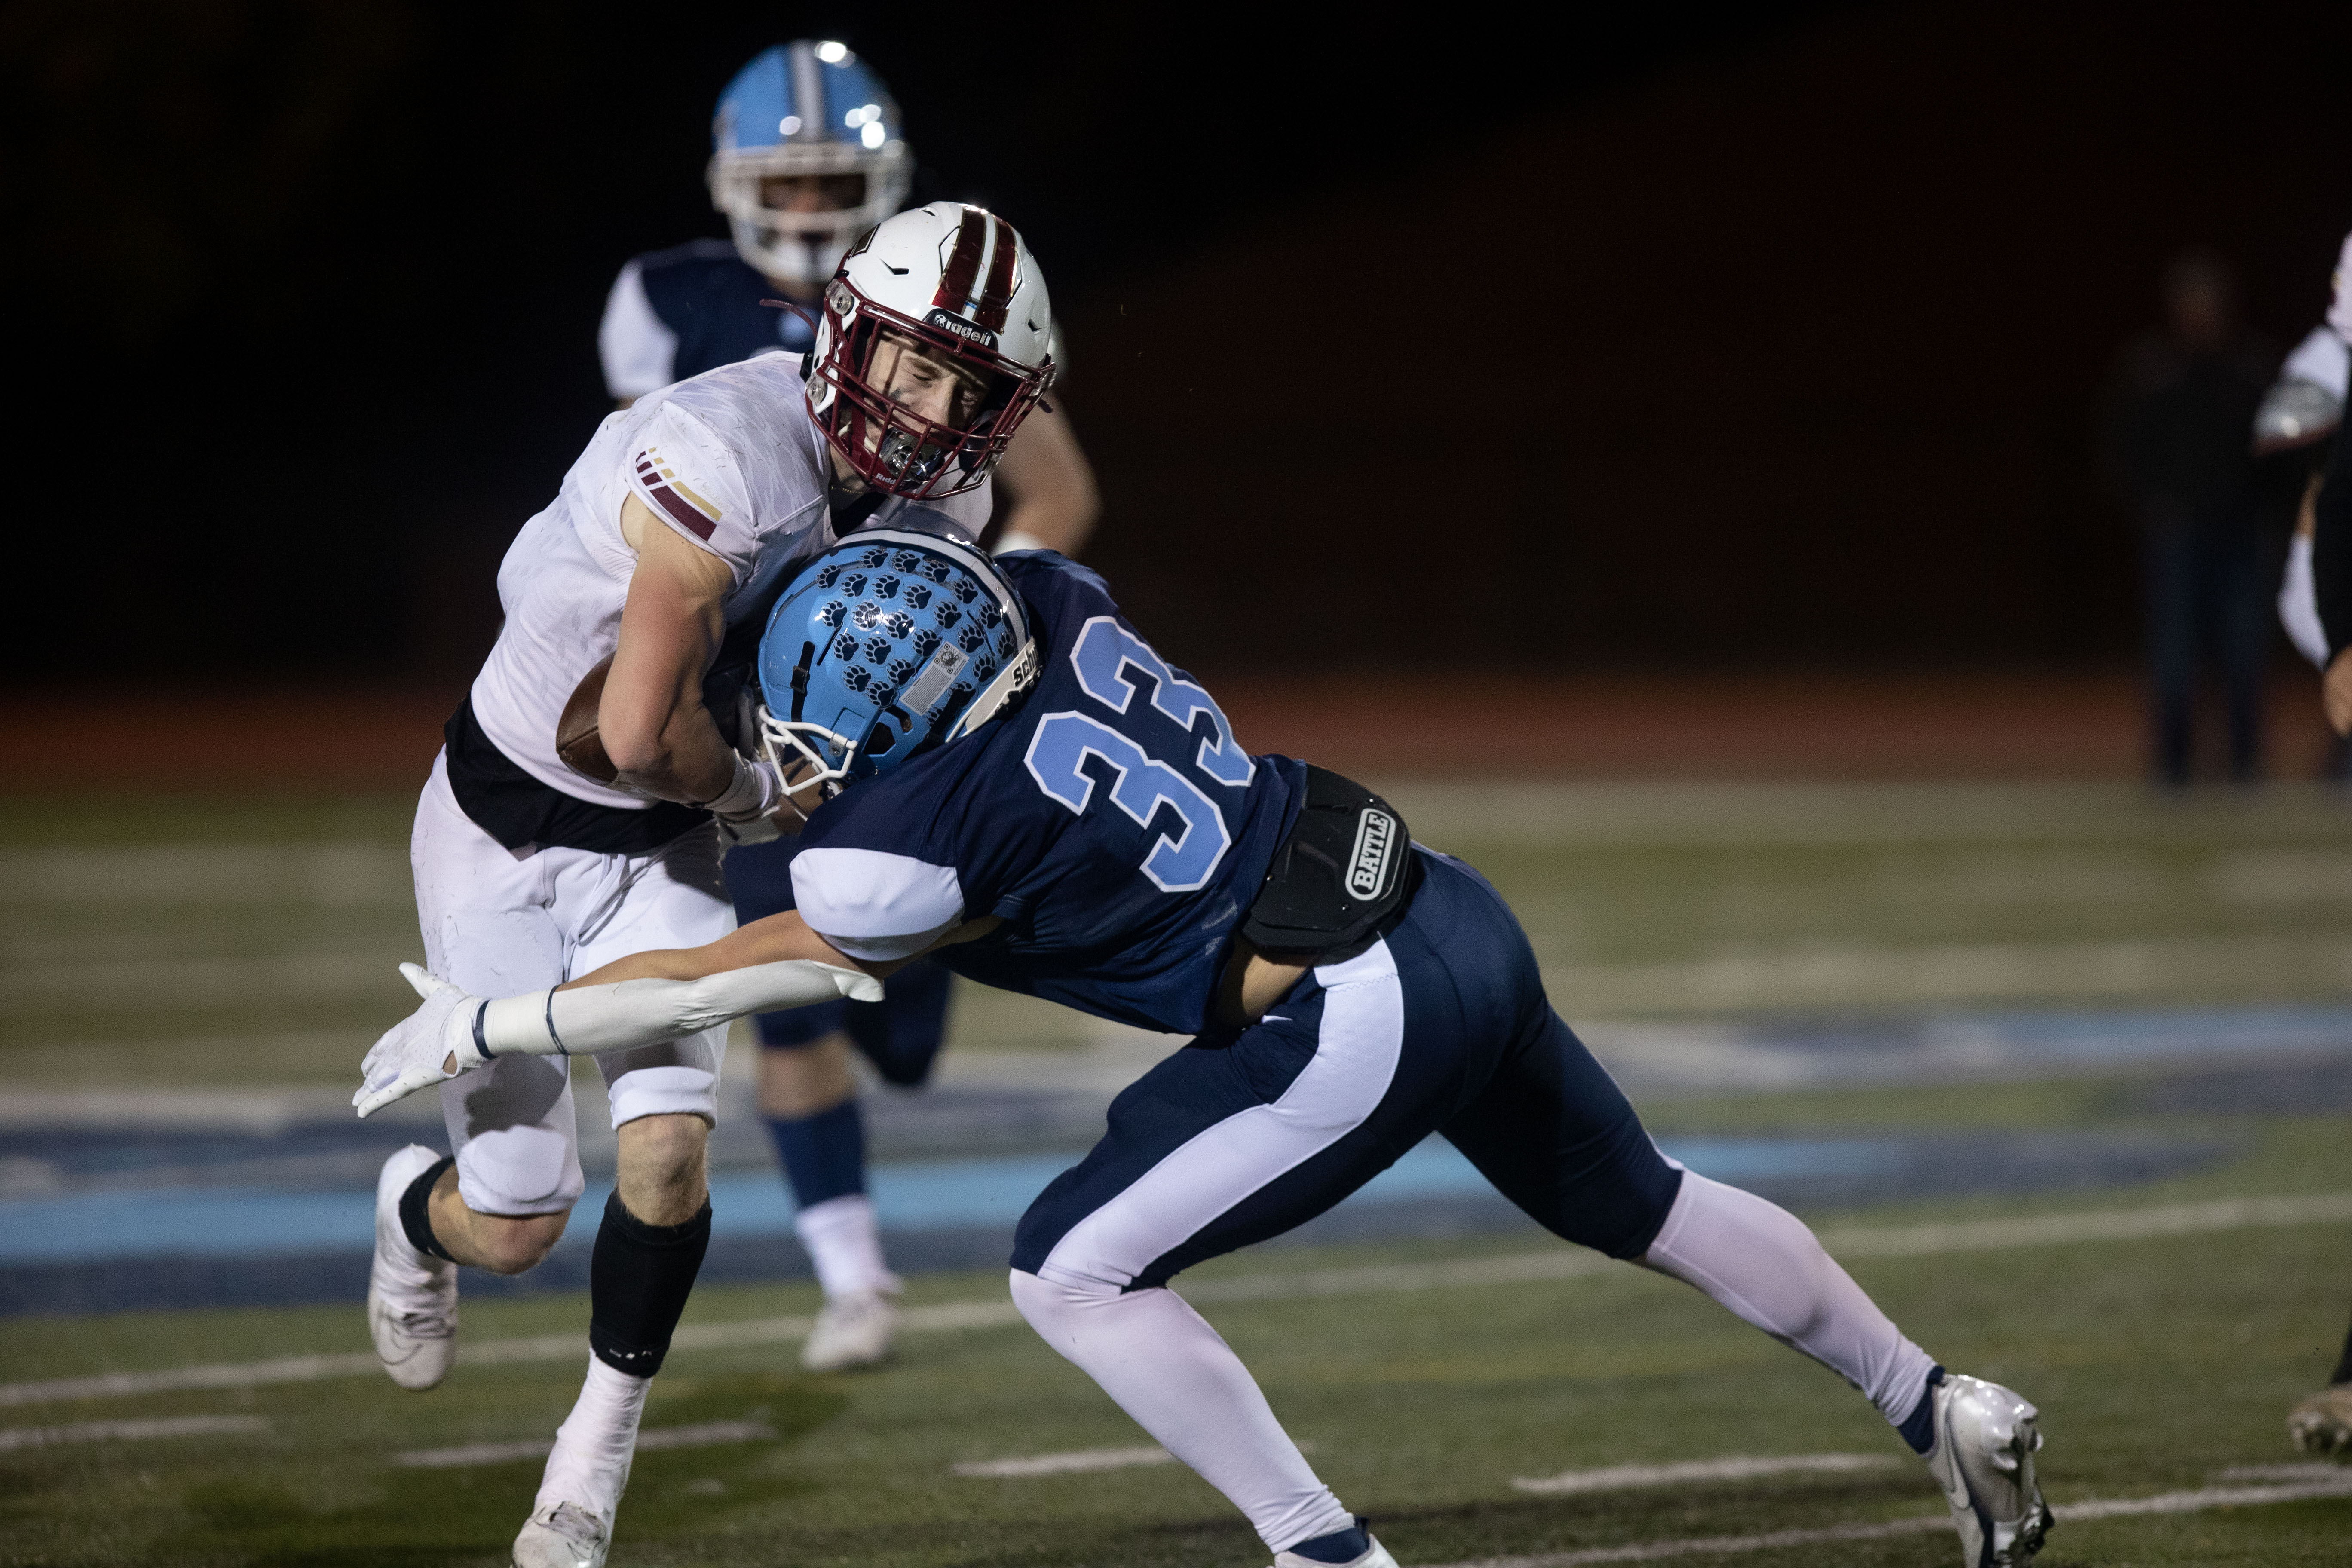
[[789, 554, 1305, 1037], [1025, 617, 1255, 892]]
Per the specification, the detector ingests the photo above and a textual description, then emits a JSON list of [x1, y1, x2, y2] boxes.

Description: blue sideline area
[[0, 1130, 2231, 1316]]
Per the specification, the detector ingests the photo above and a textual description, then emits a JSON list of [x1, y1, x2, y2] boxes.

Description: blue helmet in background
[[709, 40, 914, 286], [756, 530, 1038, 796]]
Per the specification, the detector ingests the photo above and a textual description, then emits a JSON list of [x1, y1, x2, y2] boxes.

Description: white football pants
[[410, 751, 734, 1217]]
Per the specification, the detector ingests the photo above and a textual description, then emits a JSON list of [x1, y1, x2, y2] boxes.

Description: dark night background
[[6, 0, 2349, 690]]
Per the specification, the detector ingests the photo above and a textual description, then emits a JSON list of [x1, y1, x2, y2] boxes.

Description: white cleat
[[1272, 1534, 1400, 1568], [800, 1286, 900, 1372], [511, 1501, 612, 1568], [2288, 1384, 2352, 1453], [1925, 1373, 2052, 1568], [368, 1144, 458, 1391]]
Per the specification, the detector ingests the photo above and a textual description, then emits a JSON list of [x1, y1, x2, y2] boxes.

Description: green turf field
[[12, 782, 2352, 1087], [6, 782, 2352, 1565], [3, 1116, 2350, 1565]]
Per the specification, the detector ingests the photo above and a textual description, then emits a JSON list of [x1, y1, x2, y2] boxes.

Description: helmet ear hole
[[867, 723, 896, 756]]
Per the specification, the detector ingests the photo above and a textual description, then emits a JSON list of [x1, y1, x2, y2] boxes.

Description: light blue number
[[1068, 616, 1254, 787], [1023, 711, 1233, 892]]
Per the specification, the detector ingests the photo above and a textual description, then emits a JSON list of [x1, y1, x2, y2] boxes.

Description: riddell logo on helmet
[[1348, 809, 1397, 900], [924, 308, 998, 349]]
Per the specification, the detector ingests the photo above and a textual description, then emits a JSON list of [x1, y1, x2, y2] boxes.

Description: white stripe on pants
[[1015, 941, 1403, 1552]]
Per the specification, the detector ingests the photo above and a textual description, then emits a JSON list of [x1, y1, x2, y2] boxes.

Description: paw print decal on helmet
[[757, 528, 1039, 797]]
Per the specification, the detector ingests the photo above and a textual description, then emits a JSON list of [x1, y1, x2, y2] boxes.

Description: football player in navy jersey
[[365, 535, 2056, 1568], [599, 39, 1102, 1372]]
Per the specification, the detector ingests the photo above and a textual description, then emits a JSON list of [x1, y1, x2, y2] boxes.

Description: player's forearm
[[997, 494, 1096, 556], [604, 696, 737, 803], [480, 960, 883, 1058], [561, 912, 857, 989], [992, 405, 1098, 556]]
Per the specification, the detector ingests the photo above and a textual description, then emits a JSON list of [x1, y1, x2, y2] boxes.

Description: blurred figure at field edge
[[2105, 251, 2279, 785]]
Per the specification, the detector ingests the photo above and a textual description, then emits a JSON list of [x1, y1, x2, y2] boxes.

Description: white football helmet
[[807, 202, 1057, 499], [707, 40, 914, 287]]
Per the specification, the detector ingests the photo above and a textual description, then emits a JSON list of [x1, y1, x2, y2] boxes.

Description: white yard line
[[953, 1445, 1176, 1478], [6, 1189, 2349, 1409], [391, 1420, 773, 1469], [0, 1414, 268, 1452], [1418, 1473, 2352, 1568], [1512, 1454, 1894, 1495]]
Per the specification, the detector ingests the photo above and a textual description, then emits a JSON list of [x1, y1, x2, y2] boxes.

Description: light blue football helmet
[[755, 530, 1038, 796], [709, 40, 914, 285]]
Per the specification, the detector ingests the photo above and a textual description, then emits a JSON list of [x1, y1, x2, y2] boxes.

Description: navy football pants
[[723, 833, 954, 1086], [1013, 851, 1680, 1290]]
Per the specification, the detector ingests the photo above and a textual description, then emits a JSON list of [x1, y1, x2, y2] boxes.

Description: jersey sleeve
[[2286, 323, 2350, 397], [2329, 228, 2352, 347], [790, 847, 967, 961], [598, 260, 679, 401], [622, 401, 761, 582]]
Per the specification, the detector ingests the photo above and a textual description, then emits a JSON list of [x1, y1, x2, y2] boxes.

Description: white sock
[[1011, 1269, 1354, 1553], [1639, 1172, 1938, 1428], [795, 1194, 899, 1300], [535, 1355, 647, 1519]]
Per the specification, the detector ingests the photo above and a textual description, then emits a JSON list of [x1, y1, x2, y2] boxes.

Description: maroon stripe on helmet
[[933, 209, 989, 317], [643, 483, 716, 540], [972, 214, 1017, 332]]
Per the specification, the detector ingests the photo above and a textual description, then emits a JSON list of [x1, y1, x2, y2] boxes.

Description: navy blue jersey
[[790, 554, 1305, 1036], [600, 239, 818, 401]]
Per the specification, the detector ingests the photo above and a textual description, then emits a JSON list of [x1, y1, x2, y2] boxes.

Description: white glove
[[354, 964, 492, 1119], [705, 752, 787, 849]]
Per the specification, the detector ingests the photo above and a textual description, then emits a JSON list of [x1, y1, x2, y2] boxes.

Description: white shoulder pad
[[599, 260, 679, 401], [792, 848, 966, 962]]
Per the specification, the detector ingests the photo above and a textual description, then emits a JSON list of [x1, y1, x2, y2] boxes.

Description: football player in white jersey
[[364, 202, 1058, 1568], [2258, 323, 2344, 671], [2284, 227, 2352, 1454], [598, 43, 1099, 1371]]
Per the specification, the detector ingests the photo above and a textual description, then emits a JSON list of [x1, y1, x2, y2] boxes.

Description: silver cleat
[[1925, 1373, 2051, 1567]]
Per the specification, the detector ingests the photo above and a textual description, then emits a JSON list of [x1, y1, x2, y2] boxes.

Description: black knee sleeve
[[588, 1191, 712, 1378], [399, 1155, 458, 1263]]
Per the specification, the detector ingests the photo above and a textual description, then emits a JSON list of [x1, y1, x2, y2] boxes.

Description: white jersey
[[469, 353, 992, 808], [2285, 323, 2350, 396]]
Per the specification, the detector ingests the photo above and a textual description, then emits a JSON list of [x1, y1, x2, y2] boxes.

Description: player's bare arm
[[601, 496, 739, 802], [992, 403, 1099, 554], [561, 909, 1003, 988]]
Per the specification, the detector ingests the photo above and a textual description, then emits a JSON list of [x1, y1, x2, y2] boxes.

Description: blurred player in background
[[2105, 251, 2278, 784], [2287, 225, 2352, 1454], [597, 40, 1100, 1372], [364, 202, 1057, 1565]]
